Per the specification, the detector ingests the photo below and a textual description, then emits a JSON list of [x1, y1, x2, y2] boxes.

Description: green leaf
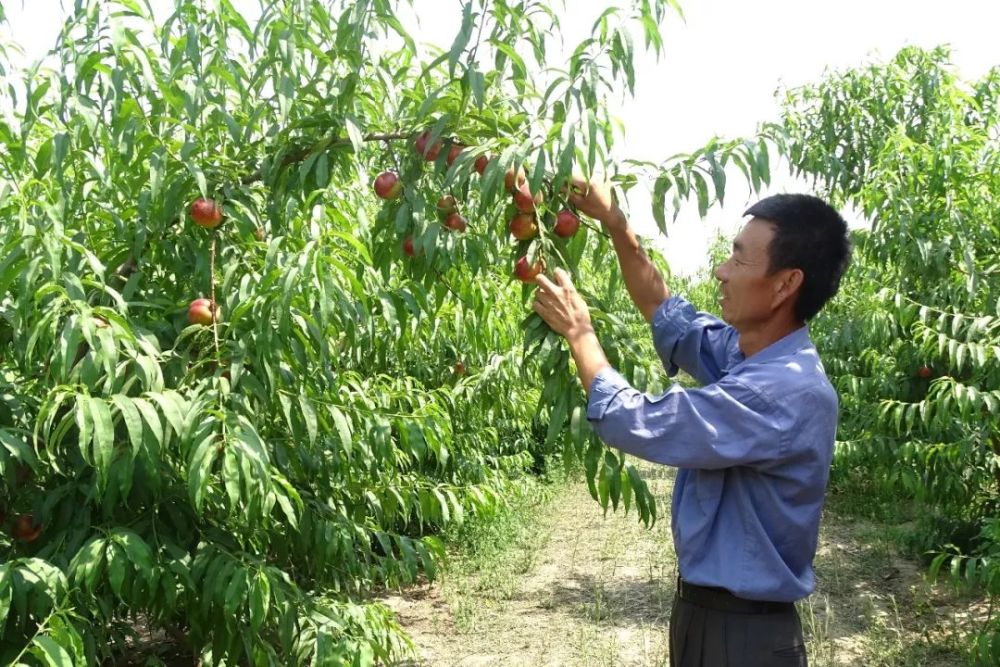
[[620, 466, 633, 513], [108, 542, 127, 597], [604, 452, 621, 511], [344, 114, 364, 154], [117, 530, 155, 579], [249, 571, 270, 633], [69, 537, 106, 594], [556, 134, 576, 187], [447, 2, 474, 76], [586, 110, 598, 175], [627, 465, 656, 527], [87, 397, 115, 482], [433, 488, 451, 525], [706, 150, 726, 205], [30, 635, 73, 667], [111, 395, 144, 456], [393, 202, 411, 235], [0, 569, 10, 630], [298, 393, 318, 445], [223, 567, 247, 617], [692, 170, 709, 218], [131, 398, 163, 456], [468, 66, 485, 109], [545, 391, 569, 447], [328, 405, 353, 454], [147, 390, 188, 440], [185, 159, 207, 198], [271, 474, 302, 529], [223, 445, 241, 507], [755, 138, 770, 185], [75, 397, 93, 465], [584, 440, 602, 501], [569, 404, 585, 444], [651, 175, 669, 233], [492, 40, 527, 77], [189, 433, 220, 512], [530, 151, 546, 199], [0, 429, 37, 470]]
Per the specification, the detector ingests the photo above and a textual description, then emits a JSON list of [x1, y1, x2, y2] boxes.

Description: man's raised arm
[[567, 178, 670, 322]]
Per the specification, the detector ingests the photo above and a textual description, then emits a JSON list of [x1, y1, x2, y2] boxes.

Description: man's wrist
[[602, 209, 628, 233], [566, 325, 598, 347], [564, 325, 610, 396]]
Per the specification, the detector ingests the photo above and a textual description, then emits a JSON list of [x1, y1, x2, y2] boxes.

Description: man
[[531, 179, 851, 667]]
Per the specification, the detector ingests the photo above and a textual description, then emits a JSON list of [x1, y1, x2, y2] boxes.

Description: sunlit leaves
[[0, 0, 679, 663], [775, 46, 1000, 660]]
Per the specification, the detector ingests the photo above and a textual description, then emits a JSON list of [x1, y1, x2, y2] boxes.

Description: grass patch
[[435, 464, 571, 631], [812, 474, 984, 666]]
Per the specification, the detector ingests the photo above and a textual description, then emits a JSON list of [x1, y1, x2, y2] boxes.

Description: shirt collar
[[732, 325, 813, 370]]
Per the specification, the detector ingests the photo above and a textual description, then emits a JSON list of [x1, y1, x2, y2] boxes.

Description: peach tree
[[759, 47, 1000, 662], [0, 0, 730, 663]]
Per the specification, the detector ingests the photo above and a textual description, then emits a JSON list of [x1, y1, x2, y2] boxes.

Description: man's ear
[[773, 268, 804, 306]]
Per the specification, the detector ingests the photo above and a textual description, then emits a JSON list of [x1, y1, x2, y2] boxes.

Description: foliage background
[[0, 0, 998, 664]]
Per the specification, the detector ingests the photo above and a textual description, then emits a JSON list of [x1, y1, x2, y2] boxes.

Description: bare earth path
[[382, 464, 982, 666]]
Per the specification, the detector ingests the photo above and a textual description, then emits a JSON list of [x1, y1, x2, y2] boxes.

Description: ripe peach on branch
[[373, 171, 403, 200], [553, 209, 580, 237], [509, 213, 539, 241], [443, 213, 468, 233], [514, 255, 545, 282], [188, 299, 221, 326], [414, 130, 443, 161], [190, 197, 223, 228]]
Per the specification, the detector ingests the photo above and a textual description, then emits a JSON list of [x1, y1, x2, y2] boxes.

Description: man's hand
[[532, 268, 610, 394], [566, 176, 627, 233], [532, 269, 593, 341], [567, 175, 669, 323]]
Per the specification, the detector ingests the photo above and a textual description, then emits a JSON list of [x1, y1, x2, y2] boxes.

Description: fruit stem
[[580, 218, 609, 239], [386, 137, 402, 175], [9, 611, 56, 666], [465, 0, 490, 65]]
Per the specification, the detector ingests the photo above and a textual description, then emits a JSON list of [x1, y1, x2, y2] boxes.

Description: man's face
[[713, 218, 784, 330]]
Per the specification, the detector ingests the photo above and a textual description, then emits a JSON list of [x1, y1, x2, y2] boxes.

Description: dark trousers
[[669, 580, 808, 666]]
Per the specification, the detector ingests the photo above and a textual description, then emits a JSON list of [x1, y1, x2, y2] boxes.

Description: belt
[[676, 577, 795, 615]]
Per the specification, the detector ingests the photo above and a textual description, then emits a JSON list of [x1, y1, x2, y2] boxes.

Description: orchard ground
[[383, 461, 987, 666]]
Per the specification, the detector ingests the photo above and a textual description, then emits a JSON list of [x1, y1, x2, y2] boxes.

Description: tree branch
[[241, 131, 411, 185]]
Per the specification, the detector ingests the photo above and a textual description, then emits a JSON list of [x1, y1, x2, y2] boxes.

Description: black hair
[[743, 194, 852, 322]]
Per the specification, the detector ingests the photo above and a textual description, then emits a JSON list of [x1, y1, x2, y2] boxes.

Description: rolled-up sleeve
[[586, 366, 786, 469], [586, 366, 634, 421], [651, 296, 738, 385]]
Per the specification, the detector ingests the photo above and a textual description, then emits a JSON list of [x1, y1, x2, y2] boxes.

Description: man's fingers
[[568, 172, 591, 191], [553, 267, 572, 289], [535, 273, 558, 293], [561, 174, 591, 198]]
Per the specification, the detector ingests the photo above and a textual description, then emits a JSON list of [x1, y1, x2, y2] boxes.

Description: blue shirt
[[586, 295, 838, 602]]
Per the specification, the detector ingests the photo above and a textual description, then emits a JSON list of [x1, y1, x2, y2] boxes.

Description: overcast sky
[[4, 0, 999, 275]]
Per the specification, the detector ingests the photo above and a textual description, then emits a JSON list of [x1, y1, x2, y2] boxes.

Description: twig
[[466, 0, 490, 66], [432, 268, 476, 311], [241, 131, 411, 184], [579, 218, 609, 239]]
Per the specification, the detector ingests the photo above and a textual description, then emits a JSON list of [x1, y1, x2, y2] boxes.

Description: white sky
[[5, 0, 1000, 276]]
